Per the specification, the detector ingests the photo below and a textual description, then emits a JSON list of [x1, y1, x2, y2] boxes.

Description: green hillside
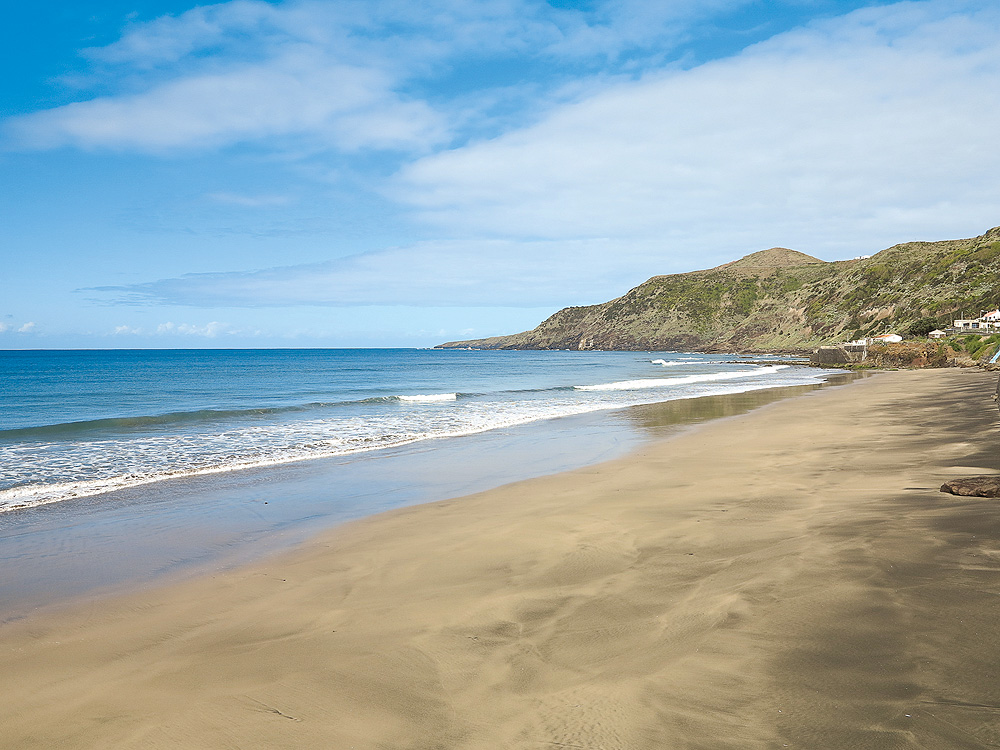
[[437, 226, 1000, 352]]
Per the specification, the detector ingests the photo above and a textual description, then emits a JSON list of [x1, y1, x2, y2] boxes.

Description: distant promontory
[[437, 227, 1000, 353]]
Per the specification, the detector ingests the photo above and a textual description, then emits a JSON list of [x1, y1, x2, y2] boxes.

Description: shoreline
[[2, 369, 999, 748], [0, 350, 826, 517], [0, 375, 847, 621]]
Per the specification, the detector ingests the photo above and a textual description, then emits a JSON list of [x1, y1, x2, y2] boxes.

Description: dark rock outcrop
[[940, 476, 1000, 497], [865, 342, 951, 369], [809, 346, 854, 366]]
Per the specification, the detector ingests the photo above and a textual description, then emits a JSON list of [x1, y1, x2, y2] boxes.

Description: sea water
[[0, 349, 834, 513]]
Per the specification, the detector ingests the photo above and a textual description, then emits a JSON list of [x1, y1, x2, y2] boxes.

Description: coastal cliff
[[437, 227, 1000, 352]]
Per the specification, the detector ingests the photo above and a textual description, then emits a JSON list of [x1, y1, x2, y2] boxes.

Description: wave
[[0, 407, 302, 440], [0, 448, 394, 513], [0, 400, 596, 512], [0, 394, 467, 440], [0, 363, 821, 513], [574, 365, 791, 391], [650, 359, 698, 367]]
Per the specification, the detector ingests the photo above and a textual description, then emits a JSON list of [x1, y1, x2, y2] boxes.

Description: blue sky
[[2, 0, 999, 348]]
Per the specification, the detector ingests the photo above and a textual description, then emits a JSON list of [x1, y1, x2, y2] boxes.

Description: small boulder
[[940, 476, 1000, 497]]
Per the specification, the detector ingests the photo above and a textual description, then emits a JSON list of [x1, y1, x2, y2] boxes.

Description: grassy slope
[[439, 227, 1000, 352]]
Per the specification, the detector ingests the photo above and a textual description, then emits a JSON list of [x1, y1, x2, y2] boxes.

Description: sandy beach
[[2, 368, 999, 749]]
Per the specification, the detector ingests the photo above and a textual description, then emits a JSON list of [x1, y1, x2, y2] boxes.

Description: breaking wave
[[575, 365, 790, 391], [1, 353, 822, 514]]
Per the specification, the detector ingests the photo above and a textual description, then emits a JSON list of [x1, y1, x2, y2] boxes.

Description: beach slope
[[2, 369, 999, 749]]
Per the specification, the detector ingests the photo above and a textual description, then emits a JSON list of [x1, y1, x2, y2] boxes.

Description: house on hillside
[[928, 329, 948, 339], [954, 308, 1000, 330]]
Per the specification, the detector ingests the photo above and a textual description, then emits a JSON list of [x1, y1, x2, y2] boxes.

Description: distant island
[[437, 226, 1000, 353]]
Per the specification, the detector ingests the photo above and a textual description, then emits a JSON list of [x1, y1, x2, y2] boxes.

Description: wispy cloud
[[111, 321, 244, 337], [205, 192, 294, 207], [393, 1, 1000, 257], [3, 0, 762, 154], [85, 0, 756, 70], [155, 321, 234, 337], [7, 51, 447, 152], [17, 322, 37, 333], [89, 238, 668, 308]]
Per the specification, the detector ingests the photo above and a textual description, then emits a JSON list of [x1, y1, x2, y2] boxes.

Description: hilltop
[[437, 226, 1000, 352], [712, 247, 825, 273]]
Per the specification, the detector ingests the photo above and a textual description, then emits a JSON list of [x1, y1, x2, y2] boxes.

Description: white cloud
[[4, 0, 760, 155], [8, 50, 447, 152], [17, 322, 36, 333], [540, 0, 755, 59], [93, 238, 671, 308], [393, 1, 1000, 258], [155, 321, 233, 337], [85, 0, 282, 68], [0, 323, 8, 333], [113, 325, 143, 335], [87, 0, 753, 69], [206, 192, 294, 207]]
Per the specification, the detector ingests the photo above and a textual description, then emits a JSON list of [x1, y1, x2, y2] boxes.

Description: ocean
[[0, 348, 835, 515], [0, 348, 851, 614]]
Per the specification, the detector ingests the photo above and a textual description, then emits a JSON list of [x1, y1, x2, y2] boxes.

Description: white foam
[[650, 359, 693, 367], [0, 403, 583, 512], [1, 363, 819, 513], [575, 365, 790, 391], [398, 393, 458, 402]]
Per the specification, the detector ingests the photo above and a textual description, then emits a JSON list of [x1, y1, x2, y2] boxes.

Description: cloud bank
[[394, 1, 1000, 255]]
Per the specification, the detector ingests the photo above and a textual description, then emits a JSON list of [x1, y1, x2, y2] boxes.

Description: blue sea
[[0, 349, 834, 515]]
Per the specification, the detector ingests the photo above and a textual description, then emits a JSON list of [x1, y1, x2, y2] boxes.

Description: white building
[[953, 318, 1000, 330], [953, 307, 1000, 330]]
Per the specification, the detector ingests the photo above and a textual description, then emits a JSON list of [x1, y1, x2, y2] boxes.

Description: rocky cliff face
[[437, 227, 1000, 352]]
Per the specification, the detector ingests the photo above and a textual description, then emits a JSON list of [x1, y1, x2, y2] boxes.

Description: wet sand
[[1, 369, 999, 749], [0, 381, 834, 620]]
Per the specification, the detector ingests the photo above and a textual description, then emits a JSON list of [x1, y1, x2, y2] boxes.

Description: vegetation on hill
[[437, 226, 1000, 352]]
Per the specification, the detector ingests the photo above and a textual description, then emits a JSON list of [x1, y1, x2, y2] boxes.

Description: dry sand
[[2, 368, 1000, 749]]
